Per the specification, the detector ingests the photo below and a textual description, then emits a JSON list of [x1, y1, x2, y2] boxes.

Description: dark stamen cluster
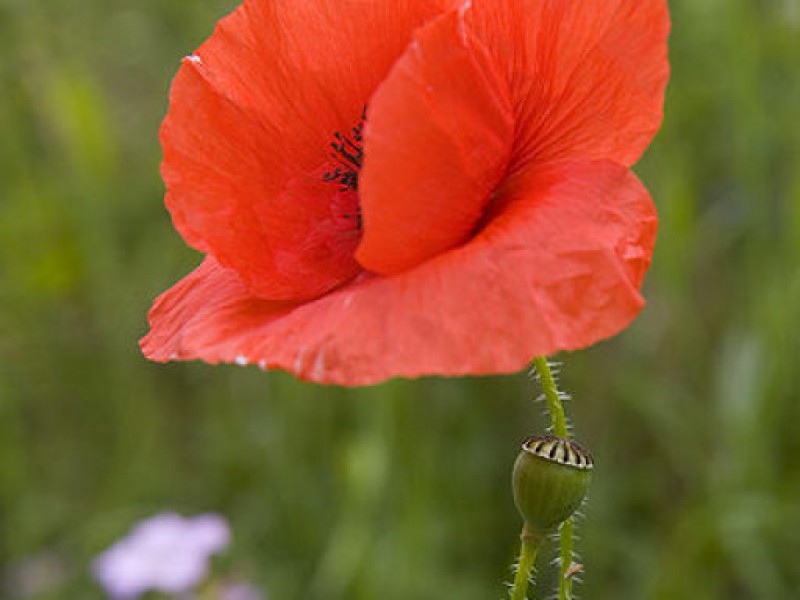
[[323, 106, 366, 191]]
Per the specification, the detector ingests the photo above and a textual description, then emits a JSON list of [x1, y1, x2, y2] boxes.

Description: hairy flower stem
[[508, 357, 574, 600], [558, 518, 575, 600], [510, 526, 542, 600], [532, 356, 568, 438], [533, 356, 575, 600]]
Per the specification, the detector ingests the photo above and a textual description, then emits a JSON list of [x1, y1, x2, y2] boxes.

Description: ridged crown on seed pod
[[512, 435, 594, 533]]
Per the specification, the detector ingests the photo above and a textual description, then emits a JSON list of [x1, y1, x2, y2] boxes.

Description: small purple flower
[[92, 512, 231, 599]]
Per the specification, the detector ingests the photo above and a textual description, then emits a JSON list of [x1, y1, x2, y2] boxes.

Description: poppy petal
[[356, 9, 514, 275], [161, 0, 456, 299], [162, 66, 363, 300], [467, 0, 670, 169], [142, 160, 656, 386]]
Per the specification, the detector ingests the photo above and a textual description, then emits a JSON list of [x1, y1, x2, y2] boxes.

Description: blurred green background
[[1, 0, 799, 598]]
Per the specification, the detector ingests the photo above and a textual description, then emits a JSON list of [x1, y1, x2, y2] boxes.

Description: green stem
[[532, 356, 568, 438], [508, 357, 576, 600], [558, 518, 575, 600], [532, 357, 574, 600], [510, 526, 542, 600]]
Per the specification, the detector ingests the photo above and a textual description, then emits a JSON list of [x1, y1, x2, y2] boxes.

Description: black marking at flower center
[[323, 106, 367, 192], [341, 208, 362, 231]]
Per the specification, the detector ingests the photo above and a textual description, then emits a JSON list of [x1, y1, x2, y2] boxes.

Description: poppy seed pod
[[512, 436, 594, 533]]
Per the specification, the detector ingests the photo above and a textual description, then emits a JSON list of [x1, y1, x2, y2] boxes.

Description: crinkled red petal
[[356, 9, 514, 274], [142, 160, 656, 385], [161, 0, 457, 300], [467, 0, 670, 169]]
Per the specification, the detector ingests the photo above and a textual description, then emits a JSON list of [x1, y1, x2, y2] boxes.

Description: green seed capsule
[[512, 435, 594, 533]]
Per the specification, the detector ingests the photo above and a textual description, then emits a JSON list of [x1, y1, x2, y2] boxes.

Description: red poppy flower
[[141, 0, 669, 385]]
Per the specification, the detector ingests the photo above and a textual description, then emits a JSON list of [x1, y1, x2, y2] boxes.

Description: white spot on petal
[[457, 1, 472, 43], [186, 54, 202, 64], [294, 349, 307, 374], [234, 355, 248, 366], [312, 349, 326, 381]]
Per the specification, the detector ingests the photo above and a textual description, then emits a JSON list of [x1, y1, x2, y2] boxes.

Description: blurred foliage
[[1, 0, 799, 598]]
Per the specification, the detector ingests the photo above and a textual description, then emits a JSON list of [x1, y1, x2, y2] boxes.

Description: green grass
[[1, 1, 799, 598]]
